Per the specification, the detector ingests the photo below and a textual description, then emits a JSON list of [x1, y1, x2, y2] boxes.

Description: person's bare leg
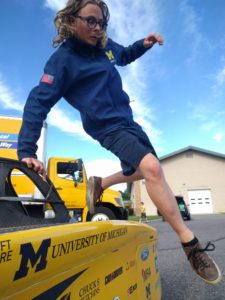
[[138, 153, 194, 243], [101, 169, 143, 189], [101, 154, 193, 242]]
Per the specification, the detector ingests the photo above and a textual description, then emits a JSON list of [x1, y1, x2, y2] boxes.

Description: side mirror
[[77, 159, 83, 172]]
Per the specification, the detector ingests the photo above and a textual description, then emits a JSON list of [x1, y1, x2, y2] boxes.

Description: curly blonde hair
[[53, 0, 110, 48]]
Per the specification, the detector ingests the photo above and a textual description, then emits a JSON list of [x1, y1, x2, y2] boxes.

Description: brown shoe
[[86, 176, 103, 214], [183, 241, 222, 284]]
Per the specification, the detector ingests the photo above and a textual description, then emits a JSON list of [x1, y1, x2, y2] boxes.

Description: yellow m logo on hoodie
[[105, 50, 115, 61]]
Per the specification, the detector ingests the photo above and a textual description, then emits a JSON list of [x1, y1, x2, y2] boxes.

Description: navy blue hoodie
[[18, 37, 150, 159]]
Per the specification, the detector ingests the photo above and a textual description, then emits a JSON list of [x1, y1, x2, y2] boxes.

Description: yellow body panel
[[0, 221, 161, 300]]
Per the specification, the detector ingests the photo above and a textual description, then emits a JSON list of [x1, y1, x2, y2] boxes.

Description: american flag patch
[[41, 74, 54, 84]]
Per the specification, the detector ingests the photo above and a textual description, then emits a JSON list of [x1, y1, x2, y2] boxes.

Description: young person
[[18, 0, 221, 284], [140, 202, 147, 222]]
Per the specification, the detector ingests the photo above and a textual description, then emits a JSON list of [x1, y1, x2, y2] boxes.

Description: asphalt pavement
[[148, 214, 225, 300]]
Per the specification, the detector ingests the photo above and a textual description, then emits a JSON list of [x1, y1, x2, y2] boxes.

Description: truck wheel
[[88, 207, 116, 221]]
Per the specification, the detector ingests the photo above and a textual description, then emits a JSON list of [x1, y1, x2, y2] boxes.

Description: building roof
[[159, 146, 225, 161]]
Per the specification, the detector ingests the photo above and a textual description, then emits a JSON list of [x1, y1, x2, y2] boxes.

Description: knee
[[139, 155, 164, 183]]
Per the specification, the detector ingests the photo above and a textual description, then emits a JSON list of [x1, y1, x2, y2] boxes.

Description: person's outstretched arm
[[109, 33, 164, 66]]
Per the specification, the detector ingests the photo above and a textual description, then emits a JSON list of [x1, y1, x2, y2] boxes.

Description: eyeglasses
[[75, 15, 107, 30]]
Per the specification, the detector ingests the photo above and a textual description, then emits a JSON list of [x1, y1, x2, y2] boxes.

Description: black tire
[[87, 206, 116, 221]]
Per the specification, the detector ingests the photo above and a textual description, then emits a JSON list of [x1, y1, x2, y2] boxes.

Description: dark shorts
[[100, 125, 158, 176]]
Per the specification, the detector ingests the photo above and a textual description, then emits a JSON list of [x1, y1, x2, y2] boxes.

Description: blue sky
[[0, 0, 225, 188]]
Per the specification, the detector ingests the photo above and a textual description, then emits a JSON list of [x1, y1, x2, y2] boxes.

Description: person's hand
[[143, 34, 164, 48], [21, 157, 47, 181]]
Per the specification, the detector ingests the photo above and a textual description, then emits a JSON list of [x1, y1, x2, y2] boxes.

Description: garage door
[[188, 190, 213, 214]]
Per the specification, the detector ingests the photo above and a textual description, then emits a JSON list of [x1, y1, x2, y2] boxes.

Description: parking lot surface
[[149, 214, 225, 300]]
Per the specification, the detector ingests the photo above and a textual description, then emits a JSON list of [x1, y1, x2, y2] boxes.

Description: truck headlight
[[114, 197, 124, 208]]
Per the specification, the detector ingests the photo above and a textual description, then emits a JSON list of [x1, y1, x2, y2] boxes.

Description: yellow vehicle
[[0, 116, 127, 222], [0, 157, 161, 300]]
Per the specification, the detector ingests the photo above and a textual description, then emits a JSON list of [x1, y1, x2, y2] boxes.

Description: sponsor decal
[[146, 283, 151, 300], [125, 259, 136, 271], [0, 132, 18, 148], [0, 141, 17, 149], [107, 227, 127, 239], [52, 227, 127, 259], [141, 247, 150, 261], [32, 269, 87, 300], [0, 239, 12, 264], [155, 256, 159, 273], [154, 277, 161, 290], [79, 278, 100, 300], [0, 133, 18, 141], [105, 267, 123, 285], [127, 283, 137, 296], [41, 73, 54, 84], [52, 234, 100, 258], [142, 267, 151, 282]]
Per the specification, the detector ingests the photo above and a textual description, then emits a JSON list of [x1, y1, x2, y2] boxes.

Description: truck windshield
[[57, 162, 83, 182]]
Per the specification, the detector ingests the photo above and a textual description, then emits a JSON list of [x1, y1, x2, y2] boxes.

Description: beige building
[[131, 146, 225, 216]]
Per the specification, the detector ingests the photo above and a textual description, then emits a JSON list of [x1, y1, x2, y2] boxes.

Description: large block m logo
[[14, 238, 51, 280]]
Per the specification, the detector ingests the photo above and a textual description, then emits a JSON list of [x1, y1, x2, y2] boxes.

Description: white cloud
[[200, 121, 217, 132], [0, 74, 23, 112], [213, 132, 224, 143], [85, 158, 126, 191], [187, 101, 225, 150], [210, 62, 225, 98], [106, 0, 159, 44], [187, 101, 209, 122], [44, 0, 66, 11], [48, 106, 92, 140], [214, 65, 225, 86], [179, 0, 205, 64]]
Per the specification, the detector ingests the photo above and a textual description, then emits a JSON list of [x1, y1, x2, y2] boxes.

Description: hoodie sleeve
[[17, 52, 71, 160], [108, 38, 151, 66]]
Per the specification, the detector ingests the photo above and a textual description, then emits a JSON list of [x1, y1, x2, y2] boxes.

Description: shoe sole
[[86, 177, 96, 215]]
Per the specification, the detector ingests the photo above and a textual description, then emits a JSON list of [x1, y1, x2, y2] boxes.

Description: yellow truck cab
[[0, 157, 161, 300], [47, 157, 127, 222]]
